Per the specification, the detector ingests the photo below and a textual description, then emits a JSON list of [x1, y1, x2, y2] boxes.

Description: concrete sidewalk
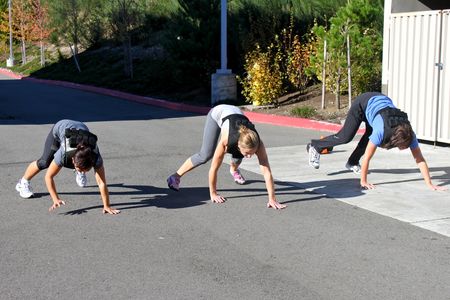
[[238, 141, 450, 237]]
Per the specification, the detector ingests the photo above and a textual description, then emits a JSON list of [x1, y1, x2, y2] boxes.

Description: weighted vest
[[378, 107, 410, 147], [63, 128, 98, 168], [221, 114, 259, 159]]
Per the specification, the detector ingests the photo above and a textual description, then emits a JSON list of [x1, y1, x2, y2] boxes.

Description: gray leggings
[[190, 111, 242, 167]]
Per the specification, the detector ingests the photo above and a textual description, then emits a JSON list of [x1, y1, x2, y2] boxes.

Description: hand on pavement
[[267, 200, 286, 209], [103, 207, 121, 215], [211, 194, 226, 203], [49, 199, 66, 212]]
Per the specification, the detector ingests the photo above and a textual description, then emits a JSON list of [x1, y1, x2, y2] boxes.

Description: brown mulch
[[242, 87, 351, 125]]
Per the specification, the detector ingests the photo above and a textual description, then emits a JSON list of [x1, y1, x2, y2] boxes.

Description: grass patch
[[291, 106, 317, 118]]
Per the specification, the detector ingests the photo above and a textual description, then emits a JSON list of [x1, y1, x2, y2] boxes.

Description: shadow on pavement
[[57, 185, 210, 215], [222, 180, 326, 204], [370, 166, 450, 177], [0, 79, 202, 125], [55, 179, 331, 215], [278, 178, 365, 198]]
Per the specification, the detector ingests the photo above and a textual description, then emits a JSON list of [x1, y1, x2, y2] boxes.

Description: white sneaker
[[345, 162, 361, 174], [75, 171, 87, 187], [15, 179, 34, 198], [307, 143, 320, 169]]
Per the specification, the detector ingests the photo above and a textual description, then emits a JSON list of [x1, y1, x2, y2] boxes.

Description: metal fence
[[387, 10, 450, 144]]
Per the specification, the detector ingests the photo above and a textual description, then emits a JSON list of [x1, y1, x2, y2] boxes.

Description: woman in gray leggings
[[167, 104, 286, 209]]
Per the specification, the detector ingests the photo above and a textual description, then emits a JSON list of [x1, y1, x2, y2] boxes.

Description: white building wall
[[438, 10, 450, 143], [386, 10, 450, 143], [388, 11, 441, 142]]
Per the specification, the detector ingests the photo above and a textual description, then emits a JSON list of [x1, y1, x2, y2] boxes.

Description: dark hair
[[385, 123, 413, 149], [73, 143, 96, 170]]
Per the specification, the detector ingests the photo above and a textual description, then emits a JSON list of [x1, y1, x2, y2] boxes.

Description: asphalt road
[[1, 74, 449, 300]]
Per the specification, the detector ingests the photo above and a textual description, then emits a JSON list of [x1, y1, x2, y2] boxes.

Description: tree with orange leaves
[[30, 0, 51, 66], [0, 1, 11, 60], [12, 0, 34, 65]]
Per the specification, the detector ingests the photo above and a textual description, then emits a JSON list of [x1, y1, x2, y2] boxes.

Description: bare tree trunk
[[69, 44, 81, 72], [21, 38, 26, 65], [71, 1, 79, 57], [321, 40, 327, 110], [40, 41, 45, 66], [73, 33, 79, 56], [346, 32, 352, 108], [123, 36, 133, 78], [336, 67, 341, 109]]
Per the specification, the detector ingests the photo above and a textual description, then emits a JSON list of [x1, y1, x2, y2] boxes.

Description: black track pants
[[310, 92, 382, 165], [36, 126, 60, 170]]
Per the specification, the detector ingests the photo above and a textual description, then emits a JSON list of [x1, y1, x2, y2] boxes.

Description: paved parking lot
[[1, 72, 450, 299]]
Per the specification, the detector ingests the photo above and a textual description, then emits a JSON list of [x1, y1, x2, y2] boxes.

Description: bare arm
[[45, 161, 65, 211], [360, 141, 377, 189], [94, 166, 120, 214], [411, 147, 447, 191], [208, 138, 227, 203], [256, 141, 286, 209]]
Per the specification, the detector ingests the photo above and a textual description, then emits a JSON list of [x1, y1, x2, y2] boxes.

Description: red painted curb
[[243, 111, 347, 132], [0, 68, 22, 79], [0, 68, 363, 134], [23, 77, 211, 115]]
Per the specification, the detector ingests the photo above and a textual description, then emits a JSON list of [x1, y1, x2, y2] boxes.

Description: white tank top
[[210, 104, 243, 127]]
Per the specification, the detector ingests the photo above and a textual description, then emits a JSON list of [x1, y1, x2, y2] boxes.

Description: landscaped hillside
[[0, 0, 383, 109]]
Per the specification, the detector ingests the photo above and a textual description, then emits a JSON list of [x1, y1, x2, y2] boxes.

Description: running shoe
[[307, 143, 320, 169], [231, 169, 246, 185], [76, 171, 87, 187], [15, 179, 34, 198], [345, 162, 361, 174], [167, 174, 180, 191]]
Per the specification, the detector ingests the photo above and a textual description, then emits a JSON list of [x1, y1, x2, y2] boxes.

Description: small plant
[[239, 44, 283, 106], [291, 106, 316, 118], [239, 16, 313, 107], [285, 34, 310, 93]]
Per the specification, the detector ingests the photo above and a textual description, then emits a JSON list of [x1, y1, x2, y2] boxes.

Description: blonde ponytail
[[238, 125, 260, 150]]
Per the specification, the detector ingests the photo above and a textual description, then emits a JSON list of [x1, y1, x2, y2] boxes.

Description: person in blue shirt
[[307, 92, 446, 191]]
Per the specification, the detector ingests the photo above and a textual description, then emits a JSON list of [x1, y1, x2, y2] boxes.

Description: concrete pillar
[[211, 0, 237, 105], [6, 58, 14, 68], [7, 0, 14, 68], [211, 70, 237, 105]]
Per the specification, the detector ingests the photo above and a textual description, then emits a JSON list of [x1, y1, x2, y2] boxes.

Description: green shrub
[[238, 18, 312, 106], [291, 106, 316, 118], [238, 44, 283, 106]]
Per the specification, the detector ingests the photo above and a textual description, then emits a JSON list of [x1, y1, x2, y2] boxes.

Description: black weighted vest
[[221, 114, 259, 159], [63, 128, 98, 168], [377, 107, 410, 147]]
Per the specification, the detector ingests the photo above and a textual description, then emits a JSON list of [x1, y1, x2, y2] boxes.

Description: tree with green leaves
[[228, 0, 348, 70], [109, 0, 145, 79], [47, 0, 99, 72], [162, 0, 221, 87], [308, 0, 383, 108]]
